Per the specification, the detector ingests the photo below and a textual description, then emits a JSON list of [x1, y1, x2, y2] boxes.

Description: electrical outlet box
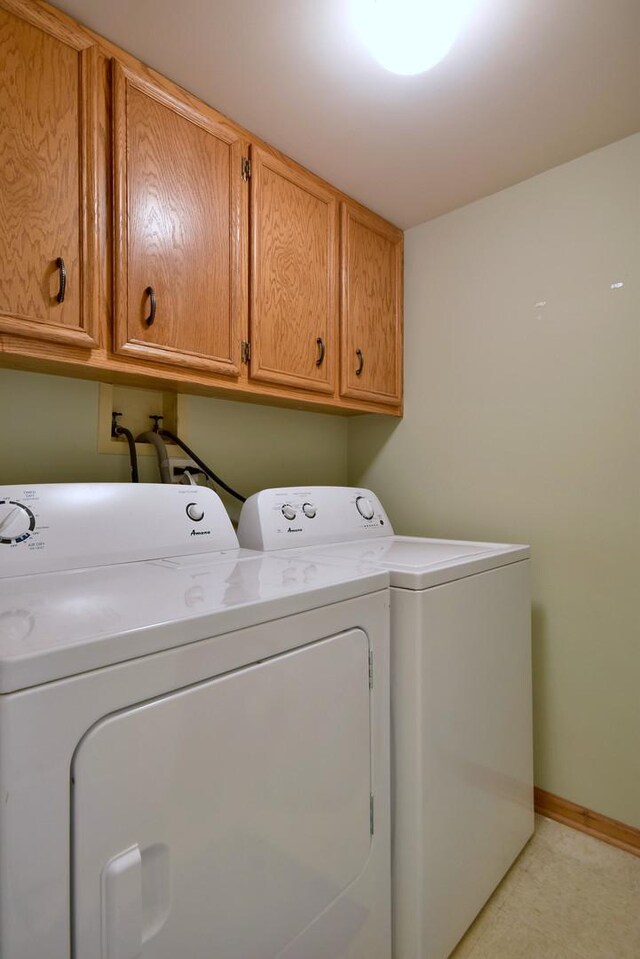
[[167, 456, 201, 483]]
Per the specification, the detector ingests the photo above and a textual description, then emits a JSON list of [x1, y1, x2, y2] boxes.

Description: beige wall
[[0, 369, 349, 523], [348, 134, 640, 828]]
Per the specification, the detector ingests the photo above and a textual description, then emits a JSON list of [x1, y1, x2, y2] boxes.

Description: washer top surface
[[237, 487, 530, 589], [0, 484, 387, 693], [279, 535, 529, 589]]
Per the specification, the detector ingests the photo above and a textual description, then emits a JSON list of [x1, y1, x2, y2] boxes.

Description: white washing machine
[[238, 487, 534, 959], [0, 483, 391, 959]]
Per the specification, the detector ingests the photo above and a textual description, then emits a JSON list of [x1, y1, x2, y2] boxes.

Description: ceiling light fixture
[[351, 0, 476, 76]]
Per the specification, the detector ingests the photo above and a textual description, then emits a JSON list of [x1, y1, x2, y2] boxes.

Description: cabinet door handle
[[144, 286, 156, 326], [55, 257, 67, 304], [355, 348, 364, 376], [316, 337, 325, 367]]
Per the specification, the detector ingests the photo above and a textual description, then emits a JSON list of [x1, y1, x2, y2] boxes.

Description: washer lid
[[280, 536, 530, 590], [0, 552, 387, 693]]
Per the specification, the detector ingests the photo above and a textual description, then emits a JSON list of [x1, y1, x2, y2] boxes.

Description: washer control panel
[[0, 484, 239, 577], [238, 486, 393, 551]]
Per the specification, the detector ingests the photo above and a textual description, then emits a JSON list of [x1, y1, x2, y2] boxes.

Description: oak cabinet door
[[340, 204, 403, 407], [113, 62, 247, 375], [250, 147, 338, 394], [0, 2, 99, 346]]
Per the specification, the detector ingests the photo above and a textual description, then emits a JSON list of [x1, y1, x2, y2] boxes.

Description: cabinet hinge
[[370, 793, 374, 836], [241, 340, 251, 364], [368, 649, 373, 689], [241, 157, 251, 181]]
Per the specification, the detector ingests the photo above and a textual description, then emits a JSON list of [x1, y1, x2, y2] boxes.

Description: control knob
[[355, 496, 375, 521], [302, 502, 316, 519], [186, 503, 205, 522], [0, 500, 36, 544], [281, 504, 296, 521]]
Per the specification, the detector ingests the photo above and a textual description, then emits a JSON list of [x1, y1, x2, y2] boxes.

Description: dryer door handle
[[102, 845, 143, 959]]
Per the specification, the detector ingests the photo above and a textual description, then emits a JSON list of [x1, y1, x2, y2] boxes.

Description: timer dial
[[302, 502, 317, 519], [0, 500, 36, 544], [281, 504, 296, 521], [355, 496, 375, 521]]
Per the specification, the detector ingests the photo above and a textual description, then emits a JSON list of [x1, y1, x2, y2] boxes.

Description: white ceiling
[[57, 0, 640, 229]]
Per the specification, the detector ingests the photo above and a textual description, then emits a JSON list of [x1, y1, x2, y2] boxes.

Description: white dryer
[[238, 487, 534, 959], [0, 483, 391, 959]]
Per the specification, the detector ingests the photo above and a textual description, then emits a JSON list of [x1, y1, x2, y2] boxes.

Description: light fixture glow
[[351, 0, 475, 76]]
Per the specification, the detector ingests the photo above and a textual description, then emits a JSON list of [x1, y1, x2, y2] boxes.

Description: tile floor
[[449, 815, 640, 958]]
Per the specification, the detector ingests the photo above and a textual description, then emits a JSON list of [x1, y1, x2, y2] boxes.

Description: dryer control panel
[[238, 486, 393, 551], [0, 484, 239, 577]]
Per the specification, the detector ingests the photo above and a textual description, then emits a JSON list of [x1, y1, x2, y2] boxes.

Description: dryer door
[[72, 629, 372, 959]]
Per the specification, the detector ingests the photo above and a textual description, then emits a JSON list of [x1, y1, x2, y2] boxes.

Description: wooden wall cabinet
[[340, 204, 403, 408], [0, 0, 404, 417], [112, 61, 248, 377], [249, 147, 339, 394], [0, 0, 99, 348]]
